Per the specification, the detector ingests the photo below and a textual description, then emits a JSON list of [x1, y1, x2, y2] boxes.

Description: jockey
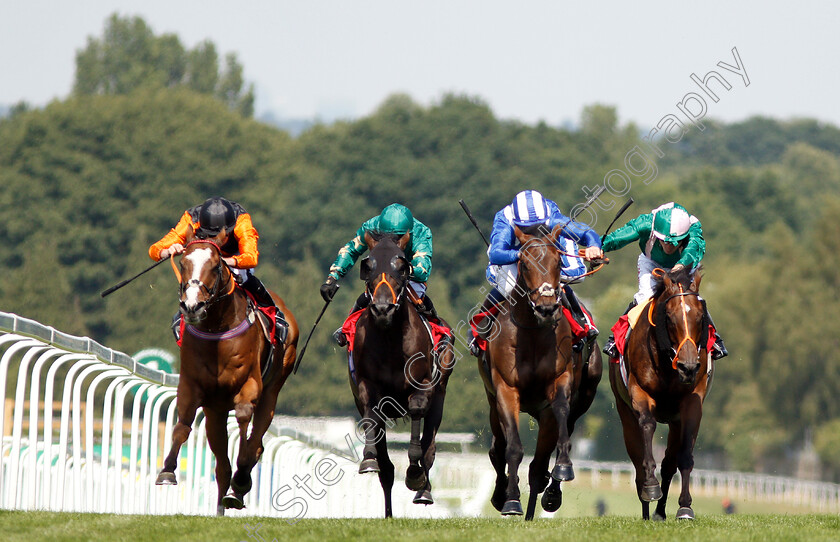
[[600, 201, 727, 360], [149, 196, 289, 343], [320, 203, 436, 346], [469, 189, 604, 355]]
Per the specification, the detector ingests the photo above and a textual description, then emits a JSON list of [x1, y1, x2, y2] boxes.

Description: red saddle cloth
[[341, 308, 452, 353], [469, 304, 589, 352], [609, 314, 717, 363]]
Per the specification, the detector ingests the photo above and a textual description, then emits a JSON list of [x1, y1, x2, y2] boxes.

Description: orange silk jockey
[[148, 207, 260, 268]]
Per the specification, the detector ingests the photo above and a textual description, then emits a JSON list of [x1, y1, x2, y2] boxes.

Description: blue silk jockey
[[320, 203, 437, 346], [600, 202, 728, 360], [469, 190, 604, 355]]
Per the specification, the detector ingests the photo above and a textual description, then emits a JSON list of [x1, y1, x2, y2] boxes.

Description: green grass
[[2, 512, 839, 542]]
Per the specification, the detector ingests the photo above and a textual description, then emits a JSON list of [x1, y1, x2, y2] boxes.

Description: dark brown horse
[[154, 236, 299, 515], [609, 267, 713, 520], [479, 225, 603, 520], [350, 231, 454, 518]]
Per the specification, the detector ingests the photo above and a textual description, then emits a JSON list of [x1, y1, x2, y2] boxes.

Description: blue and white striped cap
[[511, 190, 550, 226]]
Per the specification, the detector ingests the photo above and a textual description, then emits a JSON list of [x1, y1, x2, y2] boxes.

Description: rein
[[174, 239, 236, 309], [648, 282, 705, 370]]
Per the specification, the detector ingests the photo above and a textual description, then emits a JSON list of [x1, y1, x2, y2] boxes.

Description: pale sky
[[2, 1, 839, 128]]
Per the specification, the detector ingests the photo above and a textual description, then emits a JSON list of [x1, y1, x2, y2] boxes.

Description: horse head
[[513, 224, 565, 326], [177, 236, 233, 324], [360, 230, 411, 328], [653, 267, 706, 384]]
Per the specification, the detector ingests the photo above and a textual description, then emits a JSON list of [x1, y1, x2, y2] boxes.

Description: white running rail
[[0, 310, 451, 519]]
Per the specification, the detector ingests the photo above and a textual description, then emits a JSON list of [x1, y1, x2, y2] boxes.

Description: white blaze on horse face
[[538, 282, 556, 297], [184, 247, 213, 308]]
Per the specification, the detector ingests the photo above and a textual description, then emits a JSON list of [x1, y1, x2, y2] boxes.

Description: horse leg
[[486, 394, 509, 512], [241, 353, 289, 487], [613, 384, 655, 520], [547, 376, 575, 484], [203, 407, 233, 516], [495, 387, 524, 516], [405, 391, 431, 491], [356, 380, 382, 474], [224, 378, 259, 508], [156, 385, 201, 485], [674, 395, 704, 520], [528, 408, 558, 520], [568, 342, 603, 433], [653, 421, 681, 521], [374, 431, 395, 518], [413, 391, 444, 505]]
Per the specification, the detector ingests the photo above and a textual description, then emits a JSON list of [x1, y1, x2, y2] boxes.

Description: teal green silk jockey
[[602, 203, 706, 270], [328, 203, 433, 282]]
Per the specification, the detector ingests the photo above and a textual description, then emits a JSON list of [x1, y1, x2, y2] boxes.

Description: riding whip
[[293, 288, 338, 374], [459, 199, 490, 247], [601, 197, 635, 242], [100, 255, 172, 297]]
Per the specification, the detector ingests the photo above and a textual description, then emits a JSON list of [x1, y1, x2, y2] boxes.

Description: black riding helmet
[[196, 197, 235, 239]]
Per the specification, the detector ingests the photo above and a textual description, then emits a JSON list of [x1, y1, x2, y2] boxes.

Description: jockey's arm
[[554, 216, 603, 260], [601, 213, 650, 253], [328, 218, 377, 280], [149, 211, 193, 261], [408, 221, 433, 282], [230, 213, 259, 269], [676, 221, 706, 269], [487, 211, 520, 266]]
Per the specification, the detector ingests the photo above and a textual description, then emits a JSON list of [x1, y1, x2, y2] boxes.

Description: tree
[[73, 14, 254, 117]]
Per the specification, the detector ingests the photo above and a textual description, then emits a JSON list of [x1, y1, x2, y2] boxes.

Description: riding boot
[[704, 308, 729, 360], [602, 300, 637, 358], [564, 286, 598, 352], [417, 294, 439, 322], [242, 275, 289, 344], [333, 292, 370, 346], [171, 311, 182, 342], [469, 289, 504, 356]]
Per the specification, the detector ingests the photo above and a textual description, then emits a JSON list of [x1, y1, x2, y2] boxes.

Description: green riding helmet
[[652, 203, 692, 244], [377, 203, 414, 234]]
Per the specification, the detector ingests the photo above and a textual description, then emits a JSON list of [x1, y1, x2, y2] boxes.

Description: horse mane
[[368, 230, 404, 244], [651, 265, 702, 298], [518, 224, 551, 238]]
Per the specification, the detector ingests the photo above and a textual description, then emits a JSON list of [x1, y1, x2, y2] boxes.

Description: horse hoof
[[642, 483, 663, 502], [413, 489, 434, 505], [652, 512, 666, 522], [405, 465, 427, 491], [359, 459, 380, 474], [676, 507, 695, 520], [155, 472, 177, 485], [541, 486, 563, 512], [551, 464, 575, 482], [501, 500, 523, 516], [221, 491, 245, 510]]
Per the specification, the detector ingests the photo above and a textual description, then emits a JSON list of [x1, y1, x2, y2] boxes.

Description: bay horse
[[349, 231, 454, 518], [479, 224, 603, 520], [154, 235, 299, 515], [608, 267, 713, 520]]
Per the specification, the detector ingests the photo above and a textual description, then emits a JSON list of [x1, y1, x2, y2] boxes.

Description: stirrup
[[275, 318, 289, 344], [711, 341, 728, 360], [602, 336, 618, 358], [333, 327, 348, 347], [171, 313, 182, 342], [468, 336, 481, 357]]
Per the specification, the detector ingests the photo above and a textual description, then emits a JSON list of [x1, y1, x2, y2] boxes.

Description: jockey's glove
[[320, 276, 339, 302]]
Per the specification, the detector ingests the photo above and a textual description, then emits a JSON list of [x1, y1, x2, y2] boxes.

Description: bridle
[[649, 280, 706, 370], [513, 239, 563, 328], [173, 239, 235, 309]]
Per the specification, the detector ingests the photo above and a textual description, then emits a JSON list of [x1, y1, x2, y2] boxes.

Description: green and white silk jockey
[[601, 202, 727, 360], [320, 203, 437, 345]]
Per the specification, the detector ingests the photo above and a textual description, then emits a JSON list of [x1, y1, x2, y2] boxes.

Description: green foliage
[[5, 40, 840, 475], [73, 14, 254, 117]]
